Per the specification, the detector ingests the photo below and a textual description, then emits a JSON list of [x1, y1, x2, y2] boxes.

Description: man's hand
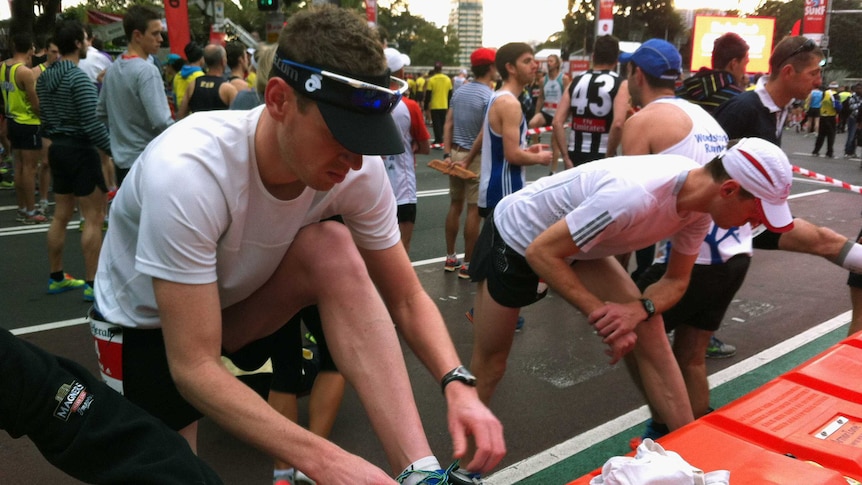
[[307, 448, 397, 485], [445, 385, 506, 473], [587, 301, 644, 364], [525, 144, 554, 166]]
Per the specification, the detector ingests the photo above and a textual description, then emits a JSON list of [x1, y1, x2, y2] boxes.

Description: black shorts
[[636, 254, 752, 332], [7, 120, 42, 150], [270, 306, 338, 394], [569, 150, 604, 168], [540, 111, 554, 126], [469, 212, 548, 308], [396, 203, 417, 224], [92, 306, 336, 430], [848, 225, 862, 288], [49, 140, 107, 196]]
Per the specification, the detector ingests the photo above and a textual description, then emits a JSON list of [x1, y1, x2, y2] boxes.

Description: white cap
[[384, 47, 411, 73], [720, 138, 794, 232]]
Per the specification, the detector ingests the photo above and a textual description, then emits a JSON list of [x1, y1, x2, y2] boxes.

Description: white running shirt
[[95, 106, 400, 329], [493, 155, 711, 261]]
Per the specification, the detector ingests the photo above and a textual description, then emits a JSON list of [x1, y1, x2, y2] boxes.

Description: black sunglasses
[[773, 38, 816, 70]]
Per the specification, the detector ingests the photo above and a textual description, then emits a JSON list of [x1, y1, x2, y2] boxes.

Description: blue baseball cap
[[619, 39, 681, 80]]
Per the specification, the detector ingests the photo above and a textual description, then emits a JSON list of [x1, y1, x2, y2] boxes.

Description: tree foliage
[[753, 0, 861, 77], [559, 0, 684, 58], [375, 0, 458, 66]]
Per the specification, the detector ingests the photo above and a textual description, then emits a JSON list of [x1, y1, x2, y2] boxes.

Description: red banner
[[596, 0, 614, 36], [802, 0, 828, 36], [164, 0, 191, 58], [366, 0, 377, 26], [87, 10, 124, 25]]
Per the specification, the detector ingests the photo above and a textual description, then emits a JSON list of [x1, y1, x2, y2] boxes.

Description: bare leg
[[671, 326, 712, 419], [463, 204, 480, 264], [47, 193, 75, 273], [399, 221, 414, 254], [445, 198, 464, 256], [221, 222, 433, 474], [469, 280, 521, 405], [76, 188, 106, 282]]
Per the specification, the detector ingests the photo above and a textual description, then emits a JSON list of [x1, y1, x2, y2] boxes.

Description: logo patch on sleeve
[[53, 380, 95, 421]]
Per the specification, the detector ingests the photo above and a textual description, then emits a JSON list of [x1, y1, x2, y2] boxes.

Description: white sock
[[273, 468, 294, 481], [835, 241, 862, 273], [399, 456, 441, 485]]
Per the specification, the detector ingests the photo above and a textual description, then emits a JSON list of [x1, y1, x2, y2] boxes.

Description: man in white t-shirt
[[88, 7, 503, 485], [466, 138, 795, 448], [383, 47, 430, 253]]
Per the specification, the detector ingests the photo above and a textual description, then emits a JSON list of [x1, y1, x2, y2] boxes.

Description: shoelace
[[395, 461, 460, 485]]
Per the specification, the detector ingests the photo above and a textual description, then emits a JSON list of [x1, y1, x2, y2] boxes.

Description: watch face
[[641, 298, 655, 316]]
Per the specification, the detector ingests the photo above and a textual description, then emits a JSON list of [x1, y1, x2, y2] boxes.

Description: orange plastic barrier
[[566, 421, 847, 485], [785, 343, 862, 402], [703, 377, 862, 481]]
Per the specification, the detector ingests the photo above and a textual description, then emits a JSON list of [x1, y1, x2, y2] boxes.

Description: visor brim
[[757, 199, 794, 233], [317, 102, 405, 156]]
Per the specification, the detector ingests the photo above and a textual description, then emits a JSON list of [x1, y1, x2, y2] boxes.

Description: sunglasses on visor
[[273, 55, 408, 114], [773, 38, 817, 70]]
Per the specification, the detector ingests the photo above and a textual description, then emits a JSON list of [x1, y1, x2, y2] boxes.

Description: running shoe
[[16, 208, 26, 222], [706, 335, 736, 358], [83, 284, 95, 302], [458, 263, 470, 280], [444, 255, 462, 272], [629, 418, 670, 451], [47, 274, 86, 294], [396, 468, 449, 485], [448, 465, 484, 485], [0, 179, 14, 190], [22, 211, 48, 225]]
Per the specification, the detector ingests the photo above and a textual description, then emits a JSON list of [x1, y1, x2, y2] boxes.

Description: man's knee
[[290, 222, 364, 276]]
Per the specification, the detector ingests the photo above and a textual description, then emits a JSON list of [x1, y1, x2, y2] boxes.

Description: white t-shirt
[[95, 106, 400, 329], [651, 98, 752, 265], [493, 155, 711, 261], [78, 45, 113, 83], [385, 99, 416, 205]]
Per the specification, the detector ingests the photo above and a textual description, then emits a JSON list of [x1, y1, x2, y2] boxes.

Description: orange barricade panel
[[785, 343, 862, 402], [703, 377, 862, 481], [566, 421, 847, 485], [842, 330, 862, 349]]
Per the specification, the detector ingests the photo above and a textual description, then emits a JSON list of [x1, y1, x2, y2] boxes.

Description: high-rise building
[[448, 0, 483, 68]]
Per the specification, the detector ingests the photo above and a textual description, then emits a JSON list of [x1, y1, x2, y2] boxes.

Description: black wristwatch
[[443, 152, 451, 159], [639, 298, 656, 320], [441, 365, 477, 393]]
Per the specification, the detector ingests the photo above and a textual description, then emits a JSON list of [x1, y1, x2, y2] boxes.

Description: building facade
[[448, 0, 483, 68]]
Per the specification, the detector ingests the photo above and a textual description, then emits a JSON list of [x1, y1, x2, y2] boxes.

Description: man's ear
[[719, 179, 742, 198], [264, 77, 292, 121]]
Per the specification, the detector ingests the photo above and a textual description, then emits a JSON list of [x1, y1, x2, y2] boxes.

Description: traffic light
[[257, 0, 278, 11]]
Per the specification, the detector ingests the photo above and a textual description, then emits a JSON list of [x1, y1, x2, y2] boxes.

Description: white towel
[[589, 438, 731, 485]]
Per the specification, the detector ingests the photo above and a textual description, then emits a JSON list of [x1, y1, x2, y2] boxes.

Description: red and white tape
[[792, 165, 862, 195]]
